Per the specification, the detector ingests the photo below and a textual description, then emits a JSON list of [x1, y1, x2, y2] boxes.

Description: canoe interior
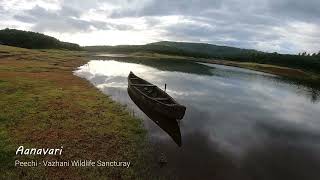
[[129, 73, 176, 105]]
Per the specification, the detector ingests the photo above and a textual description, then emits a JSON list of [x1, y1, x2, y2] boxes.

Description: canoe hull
[[128, 88, 182, 146], [127, 73, 186, 120]]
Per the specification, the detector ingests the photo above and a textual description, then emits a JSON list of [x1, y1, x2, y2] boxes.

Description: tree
[[0, 28, 82, 50]]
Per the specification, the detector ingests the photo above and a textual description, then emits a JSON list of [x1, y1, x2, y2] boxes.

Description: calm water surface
[[74, 58, 320, 179]]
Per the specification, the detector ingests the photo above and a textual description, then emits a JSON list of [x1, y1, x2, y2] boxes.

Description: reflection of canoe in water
[[128, 86, 182, 146], [127, 71, 186, 120]]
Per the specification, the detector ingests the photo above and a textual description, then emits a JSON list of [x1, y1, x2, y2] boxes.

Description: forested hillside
[[0, 28, 82, 50], [85, 41, 320, 73]]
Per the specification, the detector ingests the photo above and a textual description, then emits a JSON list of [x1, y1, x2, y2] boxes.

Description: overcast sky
[[0, 0, 319, 54]]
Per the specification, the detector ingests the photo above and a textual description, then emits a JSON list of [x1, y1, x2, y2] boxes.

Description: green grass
[[0, 45, 150, 179]]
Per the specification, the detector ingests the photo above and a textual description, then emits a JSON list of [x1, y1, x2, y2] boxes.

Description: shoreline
[[0, 45, 150, 179], [1, 46, 319, 178], [99, 52, 320, 89]]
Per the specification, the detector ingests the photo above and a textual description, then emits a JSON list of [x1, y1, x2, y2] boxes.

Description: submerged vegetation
[[0, 45, 150, 179]]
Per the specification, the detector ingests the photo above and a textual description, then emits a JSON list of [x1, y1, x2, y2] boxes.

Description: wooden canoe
[[127, 71, 186, 120], [128, 92, 182, 146]]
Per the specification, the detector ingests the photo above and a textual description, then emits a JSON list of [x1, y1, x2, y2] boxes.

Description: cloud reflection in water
[[75, 59, 320, 179]]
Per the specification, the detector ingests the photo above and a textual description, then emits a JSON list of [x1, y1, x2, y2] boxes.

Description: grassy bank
[[197, 59, 320, 89], [0, 45, 150, 179]]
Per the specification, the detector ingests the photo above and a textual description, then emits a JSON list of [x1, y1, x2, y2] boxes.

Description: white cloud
[[46, 29, 162, 46], [0, 0, 319, 53]]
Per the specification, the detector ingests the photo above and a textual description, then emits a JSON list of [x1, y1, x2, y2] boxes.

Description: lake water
[[74, 58, 320, 179]]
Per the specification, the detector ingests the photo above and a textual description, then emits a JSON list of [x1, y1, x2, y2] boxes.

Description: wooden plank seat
[[153, 97, 170, 101], [131, 84, 156, 87]]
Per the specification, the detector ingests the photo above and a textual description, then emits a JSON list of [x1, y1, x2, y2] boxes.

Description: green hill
[[84, 41, 260, 58], [3, 28, 316, 73], [149, 41, 261, 58], [85, 41, 320, 73], [0, 28, 82, 50], [84, 44, 191, 56]]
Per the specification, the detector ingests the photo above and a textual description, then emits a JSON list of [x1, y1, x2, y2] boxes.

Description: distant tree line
[[219, 51, 320, 73], [0, 28, 82, 51], [85, 41, 320, 73]]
